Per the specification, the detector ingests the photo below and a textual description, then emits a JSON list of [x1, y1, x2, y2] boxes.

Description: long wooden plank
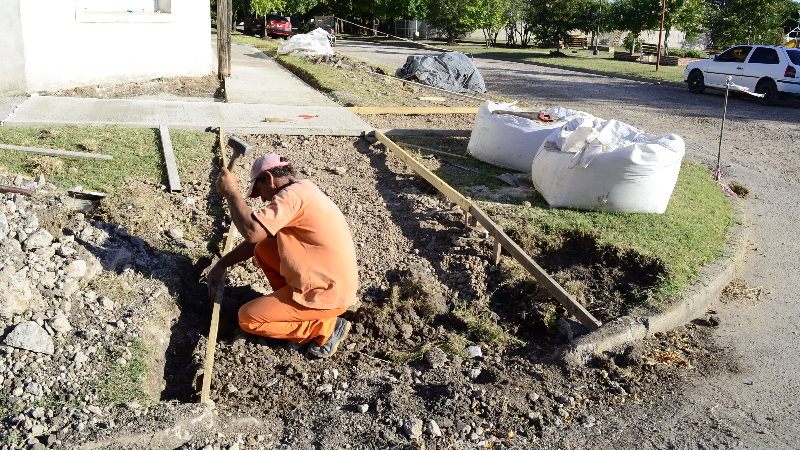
[[379, 129, 471, 137], [469, 205, 602, 331], [347, 107, 479, 115], [375, 130, 472, 212], [375, 131, 602, 331], [200, 272, 225, 404], [159, 125, 182, 193], [199, 219, 238, 404], [0, 143, 112, 160]]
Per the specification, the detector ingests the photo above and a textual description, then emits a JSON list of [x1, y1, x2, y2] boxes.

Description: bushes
[[669, 48, 703, 58]]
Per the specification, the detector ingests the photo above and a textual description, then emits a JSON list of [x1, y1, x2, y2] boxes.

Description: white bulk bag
[[467, 101, 566, 172], [277, 28, 334, 57], [531, 117, 685, 214]]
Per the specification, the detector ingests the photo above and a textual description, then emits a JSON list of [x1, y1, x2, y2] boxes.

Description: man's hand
[[206, 263, 226, 299], [216, 167, 238, 198]]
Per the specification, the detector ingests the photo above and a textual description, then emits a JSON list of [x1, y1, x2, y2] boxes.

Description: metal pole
[[714, 77, 731, 180], [655, 0, 666, 70]]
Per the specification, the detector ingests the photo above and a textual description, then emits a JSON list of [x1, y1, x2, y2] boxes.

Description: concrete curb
[[561, 200, 748, 365], [471, 54, 687, 89]]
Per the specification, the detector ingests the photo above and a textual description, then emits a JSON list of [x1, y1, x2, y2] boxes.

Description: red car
[[266, 14, 292, 39]]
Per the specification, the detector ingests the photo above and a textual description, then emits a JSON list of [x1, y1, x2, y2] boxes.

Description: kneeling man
[[208, 153, 358, 357]]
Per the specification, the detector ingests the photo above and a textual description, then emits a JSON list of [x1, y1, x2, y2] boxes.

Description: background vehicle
[[313, 16, 336, 47], [684, 45, 800, 105], [265, 14, 292, 39]]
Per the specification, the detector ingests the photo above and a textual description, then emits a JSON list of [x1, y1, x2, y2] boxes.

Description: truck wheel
[[756, 80, 778, 106], [687, 71, 705, 94]]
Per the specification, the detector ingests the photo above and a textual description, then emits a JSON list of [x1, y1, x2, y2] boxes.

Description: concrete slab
[[3, 96, 371, 136], [221, 41, 338, 107], [0, 97, 29, 124]]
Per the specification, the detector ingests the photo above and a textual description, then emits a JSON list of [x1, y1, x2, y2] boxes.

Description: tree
[[474, 0, 512, 46], [251, 0, 287, 17], [528, 0, 590, 48], [425, 0, 481, 44], [608, 0, 661, 52], [661, 0, 708, 54], [706, 0, 799, 46]]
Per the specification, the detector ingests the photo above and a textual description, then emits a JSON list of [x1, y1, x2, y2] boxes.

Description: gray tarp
[[395, 52, 486, 93]]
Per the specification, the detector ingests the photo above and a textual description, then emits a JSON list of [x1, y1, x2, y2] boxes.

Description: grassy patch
[[343, 35, 690, 83], [0, 125, 216, 194], [93, 340, 151, 406]]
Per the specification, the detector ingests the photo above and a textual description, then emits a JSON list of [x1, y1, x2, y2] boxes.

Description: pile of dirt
[[305, 54, 387, 74], [36, 75, 224, 101]]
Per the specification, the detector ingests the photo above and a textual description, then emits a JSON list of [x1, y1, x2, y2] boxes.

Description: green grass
[[0, 125, 216, 193], [344, 35, 693, 84], [92, 340, 151, 406]]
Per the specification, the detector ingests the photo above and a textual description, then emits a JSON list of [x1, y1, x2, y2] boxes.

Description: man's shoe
[[308, 318, 351, 358]]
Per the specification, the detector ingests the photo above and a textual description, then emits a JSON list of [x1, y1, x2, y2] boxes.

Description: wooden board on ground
[[375, 131, 602, 332], [158, 125, 182, 193], [200, 273, 225, 404], [347, 107, 479, 115], [0, 143, 112, 160]]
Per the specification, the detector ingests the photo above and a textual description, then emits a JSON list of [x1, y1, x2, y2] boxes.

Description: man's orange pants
[[238, 237, 346, 346]]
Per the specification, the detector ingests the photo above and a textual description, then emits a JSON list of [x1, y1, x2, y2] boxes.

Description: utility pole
[[655, 0, 666, 71]]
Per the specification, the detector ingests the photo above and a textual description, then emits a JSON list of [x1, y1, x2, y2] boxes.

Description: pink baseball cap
[[246, 153, 290, 198]]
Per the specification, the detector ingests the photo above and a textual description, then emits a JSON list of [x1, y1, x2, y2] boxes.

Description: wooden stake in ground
[[373, 130, 602, 332]]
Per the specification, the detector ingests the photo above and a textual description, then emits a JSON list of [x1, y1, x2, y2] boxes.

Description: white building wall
[[0, 1, 27, 95], [0, 0, 211, 95]]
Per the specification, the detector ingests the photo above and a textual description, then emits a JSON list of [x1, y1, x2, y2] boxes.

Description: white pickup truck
[[684, 45, 800, 105]]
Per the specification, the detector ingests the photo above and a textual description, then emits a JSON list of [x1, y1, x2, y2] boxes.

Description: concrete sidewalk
[[1, 37, 369, 136]]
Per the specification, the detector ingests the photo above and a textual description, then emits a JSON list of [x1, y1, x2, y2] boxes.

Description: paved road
[[337, 39, 800, 448]]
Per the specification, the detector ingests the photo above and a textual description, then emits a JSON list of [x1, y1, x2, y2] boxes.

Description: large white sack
[[531, 117, 685, 214], [467, 101, 565, 172], [277, 28, 333, 57]]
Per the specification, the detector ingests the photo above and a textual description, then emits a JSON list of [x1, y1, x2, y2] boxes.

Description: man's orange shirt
[[252, 180, 358, 310]]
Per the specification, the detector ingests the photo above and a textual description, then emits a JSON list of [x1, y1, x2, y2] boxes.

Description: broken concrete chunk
[[4, 321, 54, 354], [468, 346, 483, 358], [0, 267, 35, 318], [64, 260, 87, 278], [23, 229, 53, 251], [425, 346, 448, 369]]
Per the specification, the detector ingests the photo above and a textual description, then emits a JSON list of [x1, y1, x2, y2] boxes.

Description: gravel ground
[[336, 38, 800, 449]]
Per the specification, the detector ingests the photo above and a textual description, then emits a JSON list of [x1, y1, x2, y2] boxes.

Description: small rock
[[552, 417, 563, 426], [403, 418, 423, 439], [64, 260, 87, 278], [180, 197, 196, 206], [167, 228, 184, 240], [468, 346, 483, 358], [124, 401, 141, 409], [24, 229, 53, 250], [527, 392, 540, 402], [4, 321, 54, 354], [73, 351, 89, 364], [318, 384, 333, 394], [333, 166, 347, 175], [228, 444, 239, 450], [427, 420, 442, 437], [48, 315, 72, 334], [104, 248, 132, 270], [25, 382, 43, 396], [116, 357, 127, 366], [356, 404, 369, 413], [456, 422, 471, 435], [280, 141, 290, 148], [468, 367, 482, 380], [425, 347, 447, 369], [100, 297, 115, 311]]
